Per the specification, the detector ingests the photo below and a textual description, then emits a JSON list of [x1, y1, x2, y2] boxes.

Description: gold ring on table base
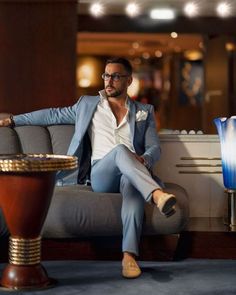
[[9, 236, 41, 265]]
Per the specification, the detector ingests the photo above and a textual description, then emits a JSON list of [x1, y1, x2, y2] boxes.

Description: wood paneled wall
[[203, 35, 230, 133], [0, 0, 77, 115]]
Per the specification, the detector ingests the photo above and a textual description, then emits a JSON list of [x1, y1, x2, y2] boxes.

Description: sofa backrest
[[0, 125, 75, 155]]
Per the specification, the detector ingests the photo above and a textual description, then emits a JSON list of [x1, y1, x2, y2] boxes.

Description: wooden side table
[[0, 154, 77, 290]]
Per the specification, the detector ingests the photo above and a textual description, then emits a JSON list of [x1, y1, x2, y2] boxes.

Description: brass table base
[[1, 264, 56, 291], [0, 154, 77, 290]]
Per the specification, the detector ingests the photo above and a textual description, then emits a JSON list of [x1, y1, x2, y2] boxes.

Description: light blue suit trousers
[[91, 144, 159, 256]]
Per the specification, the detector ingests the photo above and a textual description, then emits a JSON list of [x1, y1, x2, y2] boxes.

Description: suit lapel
[[127, 98, 136, 146], [77, 95, 100, 138], [68, 95, 100, 155]]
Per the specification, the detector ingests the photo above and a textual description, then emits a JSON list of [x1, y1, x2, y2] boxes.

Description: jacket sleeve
[[13, 98, 82, 126], [141, 105, 161, 169]]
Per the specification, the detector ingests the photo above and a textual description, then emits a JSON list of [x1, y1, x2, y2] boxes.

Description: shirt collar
[[98, 89, 130, 109]]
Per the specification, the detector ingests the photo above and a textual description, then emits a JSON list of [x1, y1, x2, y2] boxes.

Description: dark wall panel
[[0, 1, 77, 115], [203, 36, 229, 133]]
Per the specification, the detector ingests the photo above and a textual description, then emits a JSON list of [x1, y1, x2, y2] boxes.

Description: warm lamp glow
[[170, 32, 178, 39], [128, 75, 140, 97], [78, 65, 92, 87], [184, 50, 203, 61], [225, 42, 236, 51], [142, 52, 150, 59], [155, 50, 163, 58], [77, 57, 103, 88]]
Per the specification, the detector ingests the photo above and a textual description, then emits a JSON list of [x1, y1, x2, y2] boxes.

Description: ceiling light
[[150, 8, 175, 20], [89, 3, 105, 17], [184, 2, 199, 17], [216, 2, 231, 17], [171, 32, 178, 38], [125, 3, 140, 18]]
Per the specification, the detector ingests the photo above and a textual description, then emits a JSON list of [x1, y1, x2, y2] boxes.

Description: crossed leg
[[90, 144, 176, 278]]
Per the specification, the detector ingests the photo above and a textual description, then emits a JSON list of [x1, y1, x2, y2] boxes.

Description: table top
[[0, 154, 77, 172]]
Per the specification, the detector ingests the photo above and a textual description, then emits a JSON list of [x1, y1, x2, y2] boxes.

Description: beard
[[105, 86, 122, 98]]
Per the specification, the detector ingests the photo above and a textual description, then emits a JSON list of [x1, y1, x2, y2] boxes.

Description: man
[[0, 57, 176, 279]]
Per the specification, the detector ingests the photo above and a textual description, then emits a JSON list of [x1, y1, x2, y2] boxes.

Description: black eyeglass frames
[[102, 73, 130, 81]]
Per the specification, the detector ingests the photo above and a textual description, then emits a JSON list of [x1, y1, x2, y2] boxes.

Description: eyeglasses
[[102, 73, 129, 81]]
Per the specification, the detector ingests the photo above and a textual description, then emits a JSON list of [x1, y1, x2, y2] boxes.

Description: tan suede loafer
[[157, 193, 176, 217], [122, 260, 142, 279]]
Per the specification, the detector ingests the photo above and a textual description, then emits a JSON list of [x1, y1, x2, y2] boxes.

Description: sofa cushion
[[15, 126, 53, 154], [47, 125, 75, 155], [42, 182, 189, 238], [0, 128, 21, 154]]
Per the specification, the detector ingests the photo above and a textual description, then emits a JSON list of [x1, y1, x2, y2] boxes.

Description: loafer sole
[[161, 196, 176, 215]]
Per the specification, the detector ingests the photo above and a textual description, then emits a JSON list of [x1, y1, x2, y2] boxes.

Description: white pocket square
[[135, 110, 148, 122]]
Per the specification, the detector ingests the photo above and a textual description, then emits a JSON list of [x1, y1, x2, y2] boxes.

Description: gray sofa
[[0, 125, 189, 241]]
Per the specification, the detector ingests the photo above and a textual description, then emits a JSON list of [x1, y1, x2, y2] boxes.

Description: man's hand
[[0, 117, 13, 127]]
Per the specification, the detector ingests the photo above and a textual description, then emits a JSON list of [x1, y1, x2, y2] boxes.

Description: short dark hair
[[105, 57, 132, 75]]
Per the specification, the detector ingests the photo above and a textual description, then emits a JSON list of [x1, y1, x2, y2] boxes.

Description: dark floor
[[1, 259, 236, 295]]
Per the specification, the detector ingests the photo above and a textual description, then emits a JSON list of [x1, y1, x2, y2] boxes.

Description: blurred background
[[1, 0, 236, 133]]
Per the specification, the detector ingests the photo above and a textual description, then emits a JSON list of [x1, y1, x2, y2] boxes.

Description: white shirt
[[88, 90, 135, 161]]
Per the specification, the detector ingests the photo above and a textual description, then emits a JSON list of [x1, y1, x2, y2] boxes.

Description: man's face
[[104, 63, 132, 98]]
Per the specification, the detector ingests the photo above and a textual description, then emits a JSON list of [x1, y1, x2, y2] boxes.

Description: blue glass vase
[[214, 116, 236, 190]]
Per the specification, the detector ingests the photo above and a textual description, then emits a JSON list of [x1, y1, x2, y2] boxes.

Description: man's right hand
[[0, 117, 13, 127]]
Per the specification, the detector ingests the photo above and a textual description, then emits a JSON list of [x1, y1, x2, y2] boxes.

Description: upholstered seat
[[0, 125, 189, 238]]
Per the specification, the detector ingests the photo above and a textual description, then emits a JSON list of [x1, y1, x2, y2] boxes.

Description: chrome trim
[[179, 171, 222, 174], [176, 164, 222, 167], [180, 157, 221, 161]]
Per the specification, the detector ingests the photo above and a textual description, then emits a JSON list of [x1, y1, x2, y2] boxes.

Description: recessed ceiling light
[[125, 3, 140, 18], [89, 3, 105, 17], [184, 2, 199, 17], [150, 8, 175, 20], [216, 2, 231, 17]]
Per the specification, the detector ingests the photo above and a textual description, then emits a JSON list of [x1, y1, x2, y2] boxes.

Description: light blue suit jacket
[[14, 95, 161, 185]]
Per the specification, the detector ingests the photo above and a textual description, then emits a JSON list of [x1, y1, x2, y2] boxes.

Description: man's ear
[[127, 76, 133, 86]]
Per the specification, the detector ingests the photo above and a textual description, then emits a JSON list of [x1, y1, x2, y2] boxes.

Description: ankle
[[152, 189, 164, 204], [123, 252, 136, 261]]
